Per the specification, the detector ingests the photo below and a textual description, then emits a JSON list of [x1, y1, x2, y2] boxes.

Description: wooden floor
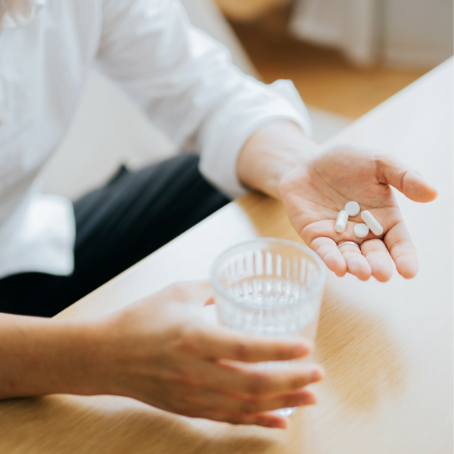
[[230, 17, 429, 119]]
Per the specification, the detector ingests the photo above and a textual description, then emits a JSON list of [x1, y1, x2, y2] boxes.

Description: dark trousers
[[0, 155, 229, 317]]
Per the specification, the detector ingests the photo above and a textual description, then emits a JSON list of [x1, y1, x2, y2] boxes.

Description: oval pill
[[335, 210, 348, 233], [361, 210, 384, 235], [344, 201, 360, 216], [354, 223, 369, 238]]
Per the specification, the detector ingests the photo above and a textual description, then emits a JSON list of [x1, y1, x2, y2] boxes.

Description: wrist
[[237, 120, 321, 199], [33, 316, 110, 397], [0, 314, 110, 399], [50, 316, 112, 396]]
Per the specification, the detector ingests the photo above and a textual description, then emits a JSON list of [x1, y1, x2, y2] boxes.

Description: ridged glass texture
[[212, 239, 325, 337]]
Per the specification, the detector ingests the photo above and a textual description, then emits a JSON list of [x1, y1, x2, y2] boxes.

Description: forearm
[[0, 313, 104, 399], [237, 120, 321, 199]]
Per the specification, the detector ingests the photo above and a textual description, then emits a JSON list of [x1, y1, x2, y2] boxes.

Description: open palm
[[278, 145, 437, 282]]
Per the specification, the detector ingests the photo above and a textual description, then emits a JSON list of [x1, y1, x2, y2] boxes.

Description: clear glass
[[211, 238, 326, 417]]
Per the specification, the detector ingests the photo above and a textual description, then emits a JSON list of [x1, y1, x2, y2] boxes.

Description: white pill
[[335, 210, 348, 233], [361, 210, 384, 235], [344, 201, 360, 216], [354, 223, 369, 238]]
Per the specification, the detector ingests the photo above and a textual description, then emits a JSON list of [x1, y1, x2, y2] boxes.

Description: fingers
[[375, 154, 438, 203], [174, 373, 319, 428], [186, 385, 317, 416], [303, 209, 419, 280], [305, 224, 372, 280], [312, 234, 392, 281], [193, 326, 312, 363], [360, 239, 393, 282], [383, 220, 418, 279], [191, 408, 289, 429], [176, 324, 322, 396], [200, 360, 323, 397], [154, 387, 293, 428], [338, 242, 372, 281], [312, 237, 347, 277]]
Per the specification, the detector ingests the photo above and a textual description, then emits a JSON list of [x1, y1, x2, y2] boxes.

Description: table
[[0, 59, 452, 454]]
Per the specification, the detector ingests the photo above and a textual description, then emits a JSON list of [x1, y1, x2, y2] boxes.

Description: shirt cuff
[[198, 79, 312, 199]]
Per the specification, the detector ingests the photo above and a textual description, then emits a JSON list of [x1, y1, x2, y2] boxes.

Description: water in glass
[[212, 238, 326, 417]]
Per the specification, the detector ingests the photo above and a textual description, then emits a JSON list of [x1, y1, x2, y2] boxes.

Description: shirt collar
[[1, 0, 47, 32]]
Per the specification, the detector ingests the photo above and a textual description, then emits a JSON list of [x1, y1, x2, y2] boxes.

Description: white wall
[[382, 0, 453, 68], [289, 0, 453, 69]]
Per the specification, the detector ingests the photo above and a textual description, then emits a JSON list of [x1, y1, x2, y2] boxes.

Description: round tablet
[[354, 223, 369, 238], [345, 201, 360, 216]]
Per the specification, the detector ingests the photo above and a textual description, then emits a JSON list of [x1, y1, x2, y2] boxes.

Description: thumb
[[376, 154, 438, 203]]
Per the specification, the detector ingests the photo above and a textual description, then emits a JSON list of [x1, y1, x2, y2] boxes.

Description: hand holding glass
[[212, 238, 326, 417]]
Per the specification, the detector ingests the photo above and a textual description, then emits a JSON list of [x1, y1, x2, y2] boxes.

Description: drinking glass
[[211, 238, 326, 417]]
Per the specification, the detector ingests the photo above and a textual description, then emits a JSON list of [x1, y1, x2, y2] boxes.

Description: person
[[0, 0, 437, 430]]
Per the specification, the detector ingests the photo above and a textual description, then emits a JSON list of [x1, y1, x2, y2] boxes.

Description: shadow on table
[[315, 280, 405, 411]]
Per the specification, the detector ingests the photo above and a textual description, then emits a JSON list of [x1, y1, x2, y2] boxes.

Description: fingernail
[[269, 419, 287, 429], [294, 342, 312, 357], [311, 367, 324, 382], [303, 392, 318, 405]]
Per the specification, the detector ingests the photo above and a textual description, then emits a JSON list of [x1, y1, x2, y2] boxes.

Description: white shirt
[[0, 0, 311, 279]]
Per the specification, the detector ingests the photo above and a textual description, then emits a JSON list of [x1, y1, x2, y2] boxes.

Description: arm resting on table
[[0, 313, 102, 399]]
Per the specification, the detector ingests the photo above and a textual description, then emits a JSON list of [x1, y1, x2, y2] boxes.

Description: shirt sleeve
[[96, 0, 312, 198]]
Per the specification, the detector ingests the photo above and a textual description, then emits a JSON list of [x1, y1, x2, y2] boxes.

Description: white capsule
[[344, 201, 360, 216], [361, 210, 384, 236], [354, 223, 369, 238], [335, 210, 348, 233]]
